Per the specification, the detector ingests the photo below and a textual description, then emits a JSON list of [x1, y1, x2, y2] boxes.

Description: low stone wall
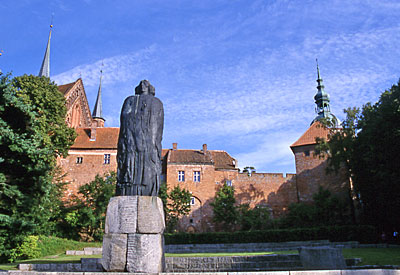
[[165, 240, 359, 253], [64, 242, 400, 256], [65, 247, 102, 255]]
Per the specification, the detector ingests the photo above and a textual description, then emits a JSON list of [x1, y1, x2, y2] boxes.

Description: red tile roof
[[290, 121, 330, 148], [167, 149, 237, 170], [211, 151, 237, 170], [168, 149, 213, 164], [58, 80, 77, 96], [71, 127, 119, 149]]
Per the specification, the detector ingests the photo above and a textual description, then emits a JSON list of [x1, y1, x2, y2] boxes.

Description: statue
[[116, 80, 164, 196]]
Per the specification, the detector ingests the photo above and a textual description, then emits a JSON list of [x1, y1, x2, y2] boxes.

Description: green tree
[[315, 108, 360, 223], [62, 172, 116, 241], [211, 183, 237, 231], [280, 187, 349, 228], [0, 74, 75, 261], [237, 204, 271, 231], [161, 185, 191, 233], [352, 81, 400, 231]]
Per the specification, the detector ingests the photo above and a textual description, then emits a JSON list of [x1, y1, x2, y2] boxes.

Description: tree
[[160, 184, 191, 233], [280, 187, 349, 228], [0, 74, 76, 261], [237, 204, 271, 231], [315, 80, 400, 232], [352, 81, 400, 231], [315, 108, 360, 224], [211, 183, 237, 231], [62, 172, 116, 241]]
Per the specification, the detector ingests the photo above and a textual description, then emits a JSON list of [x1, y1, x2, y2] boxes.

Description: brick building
[[39, 26, 348, 232]]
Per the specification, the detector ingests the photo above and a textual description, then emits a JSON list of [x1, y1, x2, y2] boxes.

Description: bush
[[165, 225, 378, 245]]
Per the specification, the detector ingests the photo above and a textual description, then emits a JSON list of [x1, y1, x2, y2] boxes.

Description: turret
[[311, 60, 338, 126]]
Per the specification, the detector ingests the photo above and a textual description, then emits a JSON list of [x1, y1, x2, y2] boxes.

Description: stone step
[[18, 255, 361, 272]]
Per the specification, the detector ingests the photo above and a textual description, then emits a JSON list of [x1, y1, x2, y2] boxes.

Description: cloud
[[53, 45, 158, 86]]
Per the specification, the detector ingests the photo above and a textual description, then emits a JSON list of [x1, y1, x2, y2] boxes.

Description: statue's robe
[[116, 94, 164, 196]]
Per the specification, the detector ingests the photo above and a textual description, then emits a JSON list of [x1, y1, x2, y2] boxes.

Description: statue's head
[[135, 80, 155, 96]]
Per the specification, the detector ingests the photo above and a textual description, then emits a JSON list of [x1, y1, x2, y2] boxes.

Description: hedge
[[165, 225, 378, 245]]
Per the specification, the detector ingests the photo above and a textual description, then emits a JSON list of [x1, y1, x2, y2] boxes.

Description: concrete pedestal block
[[137, 196, 165, 233], [126, 233, 165, 273], [101, 233, 127, 272], [101, 196, 165, 273], [105, 196, 138, 234], [299, 246, 346, 270]]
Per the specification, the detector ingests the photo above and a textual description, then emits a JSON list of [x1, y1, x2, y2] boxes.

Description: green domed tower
[[311, 60, 338, 126]]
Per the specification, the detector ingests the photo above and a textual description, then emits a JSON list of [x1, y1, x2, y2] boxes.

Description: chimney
[[202, 144, 207, 153], [172, 143, 177, 150], [90, 127, 97, 141]]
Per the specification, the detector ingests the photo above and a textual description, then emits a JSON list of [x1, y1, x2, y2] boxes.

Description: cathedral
[[39, 25, 349, 232]]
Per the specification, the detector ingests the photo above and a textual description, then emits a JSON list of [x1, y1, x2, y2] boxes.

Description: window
[[226, 180, 232, 186], [178, 171, 185, 182], [216, 181, 220, 185], [104, 154, 111, 164], [190, 197, 195, 205], [190, 219, 193, 223], [304, 150, 310, 157], [193, 171, 200, 182], [76, 157, 83, 164]]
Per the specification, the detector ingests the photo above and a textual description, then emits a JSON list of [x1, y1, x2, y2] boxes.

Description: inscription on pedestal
[[126, 233, 164, 273]]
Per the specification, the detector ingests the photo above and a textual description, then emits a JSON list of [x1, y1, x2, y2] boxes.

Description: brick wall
[[292, 144, 349, 203], [58, 149, 117, 200]]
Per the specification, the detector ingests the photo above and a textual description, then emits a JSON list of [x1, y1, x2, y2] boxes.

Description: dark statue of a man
[[116, 80, 164, 196]]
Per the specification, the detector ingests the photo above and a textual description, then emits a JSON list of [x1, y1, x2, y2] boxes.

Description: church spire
[[92, 65, 105, 127], [311, 59, 337, 126], [39, 20, 53, 78]]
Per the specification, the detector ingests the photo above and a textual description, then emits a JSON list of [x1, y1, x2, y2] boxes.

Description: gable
[[59, 78, 93, 128]]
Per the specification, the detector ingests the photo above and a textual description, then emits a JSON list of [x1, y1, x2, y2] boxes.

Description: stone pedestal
[[299, 246, 346, 270], [101, 196, 165, 273]]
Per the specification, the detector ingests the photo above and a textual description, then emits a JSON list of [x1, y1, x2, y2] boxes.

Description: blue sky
[[1, 0, 400, 173]]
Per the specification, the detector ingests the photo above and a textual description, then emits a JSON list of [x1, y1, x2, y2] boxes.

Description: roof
[[290, 121, 330, 148], [58, 81, 77, 95], [211, 151, 237, 170], [167, 149, 237, 170], [71, 127, 119, 149], [168, 149, 213, 164]]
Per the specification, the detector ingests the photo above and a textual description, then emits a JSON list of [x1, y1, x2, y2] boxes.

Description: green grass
[[342, 248, 400, 266], [37, 236, 101, 257], [1, 248, 399, 271]]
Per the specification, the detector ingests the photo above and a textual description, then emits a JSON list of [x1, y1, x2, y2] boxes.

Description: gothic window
[[76, 157, 83, 164], [194, 171, 200, 182], [190, 197, 195, 205], [104, 154, 111, 164], [178, 171, 185, 182], [226, 180, 232, 186]]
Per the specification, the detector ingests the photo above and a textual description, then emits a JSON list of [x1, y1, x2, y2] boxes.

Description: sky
[[1, 0, 400, 173]]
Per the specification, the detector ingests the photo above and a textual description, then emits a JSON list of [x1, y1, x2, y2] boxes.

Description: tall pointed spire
[[92, 64, 105, 127], [39, 18, 53, 78], [311, 59, 338, 125]]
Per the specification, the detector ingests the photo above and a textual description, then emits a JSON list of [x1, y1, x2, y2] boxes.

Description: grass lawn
[[342, 248, 400, 266], [1, 248, 399, 270]]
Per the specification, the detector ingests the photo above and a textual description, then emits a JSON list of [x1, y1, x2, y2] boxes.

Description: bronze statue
[[116, 80, 164, 196]]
